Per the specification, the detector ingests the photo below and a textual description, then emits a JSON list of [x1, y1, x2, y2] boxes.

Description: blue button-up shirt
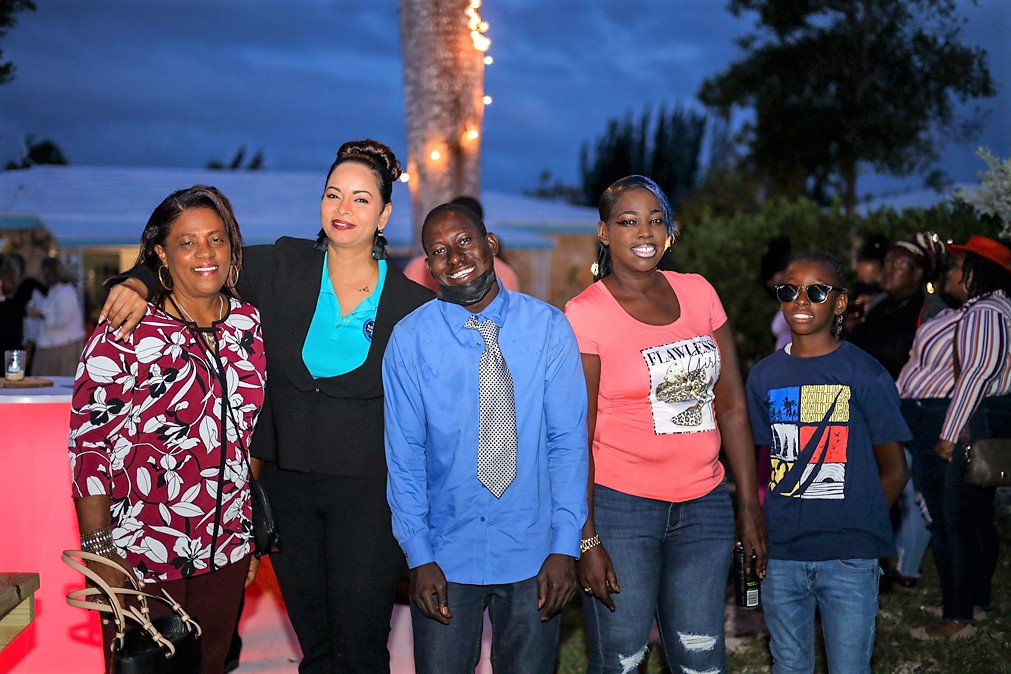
[[383, 287, 588, 585]]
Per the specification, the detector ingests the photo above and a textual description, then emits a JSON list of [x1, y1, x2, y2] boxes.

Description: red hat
[[947, 235, 1011, 273]]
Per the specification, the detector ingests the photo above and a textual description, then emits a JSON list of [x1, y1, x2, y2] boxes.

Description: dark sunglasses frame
[[775, 283, 848, 304]]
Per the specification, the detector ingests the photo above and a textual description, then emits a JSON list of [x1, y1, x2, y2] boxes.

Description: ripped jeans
[[582, 484, 734, 674]]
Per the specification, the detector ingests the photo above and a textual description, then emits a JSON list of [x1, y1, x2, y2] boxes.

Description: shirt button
[[480, 517, 486, 522], [314, 387, 320, 393]]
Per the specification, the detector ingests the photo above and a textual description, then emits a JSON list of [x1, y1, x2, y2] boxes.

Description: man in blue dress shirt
[[383, 203, 588, 673]]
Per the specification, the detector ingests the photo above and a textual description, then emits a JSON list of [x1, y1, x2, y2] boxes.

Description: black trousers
[[261, 463, 405, 673], [903, 396, 1010, 621]]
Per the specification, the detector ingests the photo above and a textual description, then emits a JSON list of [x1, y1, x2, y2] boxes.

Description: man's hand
[[576, 544, 619, 611], [411, 562, 452, 624], [536, 553, 576, 621], [99, 278, 149, 340]]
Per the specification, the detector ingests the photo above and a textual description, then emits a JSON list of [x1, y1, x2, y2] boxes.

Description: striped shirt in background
[[896, 290, 1011, 442]]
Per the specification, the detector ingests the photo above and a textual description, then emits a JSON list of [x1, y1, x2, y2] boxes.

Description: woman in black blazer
[[101, 140, 433, 673]]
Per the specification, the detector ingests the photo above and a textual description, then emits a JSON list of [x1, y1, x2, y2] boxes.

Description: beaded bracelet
[[81, 527, 119, 559]]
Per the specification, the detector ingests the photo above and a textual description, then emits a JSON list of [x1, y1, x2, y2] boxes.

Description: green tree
[[956, 147, 1011, 238], [0, 0, 35, 85], [698, 0, 995, 213], [5, 134, 67, 169], [578, 105, 707, 210]]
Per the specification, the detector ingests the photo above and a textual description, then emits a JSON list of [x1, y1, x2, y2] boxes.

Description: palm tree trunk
[[400, 0, 484, 254]]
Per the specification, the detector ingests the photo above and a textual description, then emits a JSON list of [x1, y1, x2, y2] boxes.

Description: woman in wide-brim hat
[[898, 234, 1011, 640]]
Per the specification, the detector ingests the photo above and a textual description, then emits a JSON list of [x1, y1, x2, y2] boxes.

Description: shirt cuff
[[549, 525, 582, 559], [402, 535, 435, 569]]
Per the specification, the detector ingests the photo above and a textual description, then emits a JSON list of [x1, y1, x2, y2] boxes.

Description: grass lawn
[[555, 492, 1011, 673]]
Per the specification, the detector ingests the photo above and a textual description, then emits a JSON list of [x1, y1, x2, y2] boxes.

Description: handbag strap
[[62, 550, 202, 655], [952, 320, 962, 379]]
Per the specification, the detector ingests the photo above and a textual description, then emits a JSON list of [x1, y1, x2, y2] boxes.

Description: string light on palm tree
[[467, 0, 493, 108]]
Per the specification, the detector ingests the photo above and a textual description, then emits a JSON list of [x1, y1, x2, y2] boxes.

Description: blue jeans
[[764, 558, 881, 674], [582, 484, 734, 674], [895, 448, 931, 578], [411, 576, 559, 674], [902, 396, 1010, 620]]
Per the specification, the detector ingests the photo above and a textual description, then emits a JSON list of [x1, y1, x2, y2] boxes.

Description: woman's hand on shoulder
[[576, 542, 620, 611], [99, 279, 149, 341]]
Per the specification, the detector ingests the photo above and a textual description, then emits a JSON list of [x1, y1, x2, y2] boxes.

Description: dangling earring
[[592, 242, 611, 281], [313, 228, 327, 251], [225, 264, 240, 289], [372, 228, 388, 260], [158, 265, 174, 291], [833, 313, 844, 340]]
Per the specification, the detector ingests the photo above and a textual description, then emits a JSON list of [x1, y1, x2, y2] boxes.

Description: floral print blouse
[[69, 298, 266, 583]]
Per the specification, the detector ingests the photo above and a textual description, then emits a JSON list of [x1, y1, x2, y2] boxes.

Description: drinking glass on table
[[5, 349, 26, 380]]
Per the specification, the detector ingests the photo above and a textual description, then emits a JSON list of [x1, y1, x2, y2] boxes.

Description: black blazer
[[242, 237, 433, 477], [125, 236, 433, 478]]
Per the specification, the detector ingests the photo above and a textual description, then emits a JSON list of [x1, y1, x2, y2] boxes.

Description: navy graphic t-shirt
[[746, 342, 911, 561]]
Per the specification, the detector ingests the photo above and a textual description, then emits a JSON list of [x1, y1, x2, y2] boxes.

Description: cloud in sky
[[1, 0, 1007, 197]]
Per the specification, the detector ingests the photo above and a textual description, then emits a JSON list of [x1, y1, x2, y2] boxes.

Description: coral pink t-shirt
[[565, 271, 728, 502]]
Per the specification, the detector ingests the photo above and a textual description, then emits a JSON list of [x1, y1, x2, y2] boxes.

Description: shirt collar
[[319, 252, 387, 313], [440, 282, 510, 335]]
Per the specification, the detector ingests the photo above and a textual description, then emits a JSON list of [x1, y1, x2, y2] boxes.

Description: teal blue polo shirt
[[302, 255, 387, 378]]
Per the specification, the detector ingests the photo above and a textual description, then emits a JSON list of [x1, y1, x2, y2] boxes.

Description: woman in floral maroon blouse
[[68, 185, 267, 674]]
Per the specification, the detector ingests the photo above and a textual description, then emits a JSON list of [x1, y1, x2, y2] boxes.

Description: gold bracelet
[[580, 534, 601, 554]]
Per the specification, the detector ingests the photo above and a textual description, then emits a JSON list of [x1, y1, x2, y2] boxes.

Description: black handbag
[[965, 439, 1011, 487], [63, 550, 202, 674], [250, 474, 282, 557]]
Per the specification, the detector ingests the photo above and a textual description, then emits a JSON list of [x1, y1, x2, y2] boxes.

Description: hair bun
[[337, 139, 402, 182]]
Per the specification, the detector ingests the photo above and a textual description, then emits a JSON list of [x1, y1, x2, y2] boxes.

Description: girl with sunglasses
[[745, 252, 911, 673]]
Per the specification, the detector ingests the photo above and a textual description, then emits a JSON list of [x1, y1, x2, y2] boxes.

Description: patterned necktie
[[465, 315, 518, 498]]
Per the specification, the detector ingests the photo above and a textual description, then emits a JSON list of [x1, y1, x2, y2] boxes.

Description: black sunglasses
[[775, 284, 848, 304]]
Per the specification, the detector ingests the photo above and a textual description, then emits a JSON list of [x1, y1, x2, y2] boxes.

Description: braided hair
[[963, 252, 1011, 299], [593, 175, 677, 281]]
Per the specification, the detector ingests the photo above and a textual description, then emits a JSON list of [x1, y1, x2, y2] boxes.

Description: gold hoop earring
[[158, 265, 173, 291], [225, 264, 240, 289]]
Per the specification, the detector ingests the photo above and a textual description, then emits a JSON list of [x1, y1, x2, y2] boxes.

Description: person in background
[[70, 185, 266, 674], [900, 235, 1011, 640], [841, 234, 889, 337], [384, 203, 587, 673], [0, 252, 47, 369], [747, 252, 910, 673], [890, 253, 971, 590], [848, 232, 947, 379], [27, 257, 85, 376], [0, 254, 26, 354], [402, 195, 521, 292], [760, 235, 793, 351], [565, 175, 766, 673], [99, 140, 433, 673]]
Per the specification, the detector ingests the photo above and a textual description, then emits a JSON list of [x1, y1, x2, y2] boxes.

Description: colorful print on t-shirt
[[643, 335, 721, 435], [767, 384, 851, 500]]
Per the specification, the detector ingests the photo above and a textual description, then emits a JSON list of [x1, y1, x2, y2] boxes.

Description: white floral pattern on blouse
[[69, 298, 266, 583]]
